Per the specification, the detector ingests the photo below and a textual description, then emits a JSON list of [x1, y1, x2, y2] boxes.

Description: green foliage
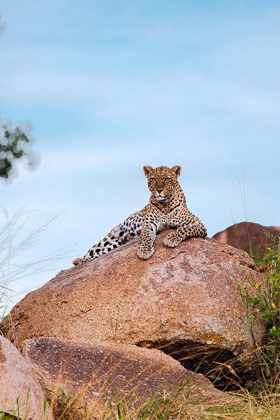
[[0, 18, 37, 180], [58, 388, 76, 408], [239, 239, 280, 390], [0, 413, 18, 420], [0, 122, 38, 179]]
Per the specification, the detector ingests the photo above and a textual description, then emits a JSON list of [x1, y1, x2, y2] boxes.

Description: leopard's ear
[[172, 165, 181, 177], [143, 166, 154, 177]]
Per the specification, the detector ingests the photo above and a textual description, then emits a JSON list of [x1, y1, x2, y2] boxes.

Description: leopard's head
[[143, 165, 181, 202]]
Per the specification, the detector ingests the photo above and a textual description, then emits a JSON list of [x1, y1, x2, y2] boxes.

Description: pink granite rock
[[1, 233, 265, 383], [23, 337, 231, 418], [0, 336, 53, 419], [213, 221, 280, 257]]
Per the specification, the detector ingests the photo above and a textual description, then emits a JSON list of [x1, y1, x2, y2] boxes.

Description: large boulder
[[213, 221, 280, 257], [23, 337, 229, 419], [1, 232, 265, 384], [0, 336, 53, 419]]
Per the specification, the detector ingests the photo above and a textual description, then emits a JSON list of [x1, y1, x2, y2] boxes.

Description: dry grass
[[44, 384, 280, 420], [0, 205, 73, 317], [1, 386, 280, 420]]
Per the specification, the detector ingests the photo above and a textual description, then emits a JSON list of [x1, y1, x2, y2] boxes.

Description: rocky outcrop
[[23, 337, 229, 419], [213, 221, 280, 257], [0, 336, 53, 419], [1, 233, 266, 386]]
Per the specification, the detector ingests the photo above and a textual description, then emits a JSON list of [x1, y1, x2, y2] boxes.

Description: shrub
[[239, 238, 280, 391]]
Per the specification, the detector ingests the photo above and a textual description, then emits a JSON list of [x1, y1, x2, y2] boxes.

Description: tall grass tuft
[[0, 205, 72, 320]]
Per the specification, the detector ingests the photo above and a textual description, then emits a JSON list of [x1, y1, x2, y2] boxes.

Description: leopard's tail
[[72, 224, 132, 265], [72, 211, 143, 265]]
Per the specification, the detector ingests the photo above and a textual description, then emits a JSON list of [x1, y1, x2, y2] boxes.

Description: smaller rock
[[213, 222, 280, 257], [0, 336, 53, 419], [23, 337, 230, 419]]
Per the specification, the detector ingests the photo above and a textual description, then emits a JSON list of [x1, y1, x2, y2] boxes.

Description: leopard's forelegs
[[137, 208, 163, 260], [163, 220, 207, 248]]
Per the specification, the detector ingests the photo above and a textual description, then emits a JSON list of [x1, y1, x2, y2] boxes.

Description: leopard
[[72, 165, 207, 265]]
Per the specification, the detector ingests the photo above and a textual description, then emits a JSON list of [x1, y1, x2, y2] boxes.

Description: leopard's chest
[[159, 203, 187, 227]]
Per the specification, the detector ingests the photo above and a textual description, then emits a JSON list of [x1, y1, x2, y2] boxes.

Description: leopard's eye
[[150, 177, 156, 182], [164, 177, 171, 182]]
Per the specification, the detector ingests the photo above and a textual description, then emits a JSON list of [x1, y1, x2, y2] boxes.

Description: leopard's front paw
[[163, 232, 181, 248], [137, 246, 154, 260]]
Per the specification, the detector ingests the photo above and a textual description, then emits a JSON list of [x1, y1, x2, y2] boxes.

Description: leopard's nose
[[157, 189, 163, 193]]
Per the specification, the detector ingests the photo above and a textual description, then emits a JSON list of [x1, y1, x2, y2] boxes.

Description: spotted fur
[[72, 165, 207, 264]]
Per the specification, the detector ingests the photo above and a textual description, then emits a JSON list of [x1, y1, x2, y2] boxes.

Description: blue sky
[[0, 0, 279, 304]]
